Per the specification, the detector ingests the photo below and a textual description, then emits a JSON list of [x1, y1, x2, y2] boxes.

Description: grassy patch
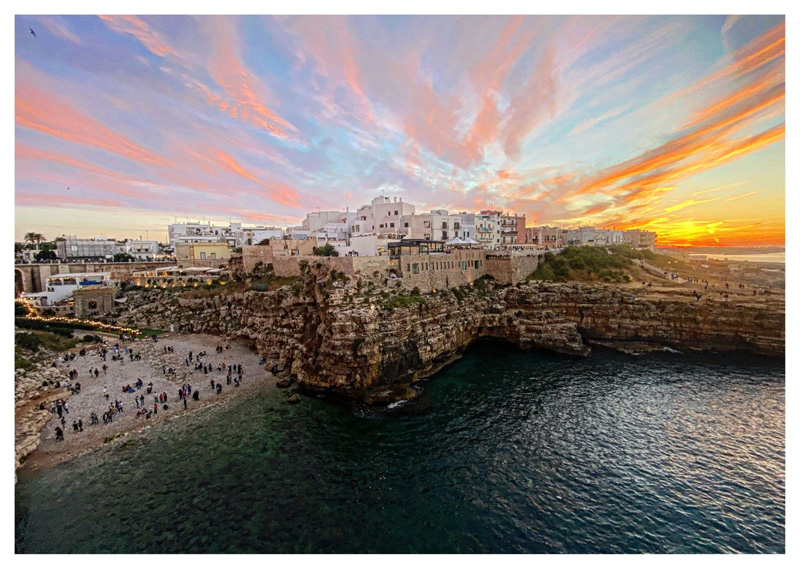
[[528, 247, 633, 283], [382, 293, 425, 310], [137, 328, 166, 337], [15, 329, 80, 371]]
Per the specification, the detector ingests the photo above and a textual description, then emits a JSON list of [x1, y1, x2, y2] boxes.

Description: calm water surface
[[15, 344, 784, 553]]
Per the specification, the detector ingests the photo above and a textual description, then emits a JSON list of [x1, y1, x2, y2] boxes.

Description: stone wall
[[485, 252, 540, 285], [242, 245, 275, 273], [391, 249, 486, 291], [271, 255, 391, 278], [73, 286, 117, 317]]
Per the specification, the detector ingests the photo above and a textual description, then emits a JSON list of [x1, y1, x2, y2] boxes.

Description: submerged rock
[[287, 394, 301, 404]]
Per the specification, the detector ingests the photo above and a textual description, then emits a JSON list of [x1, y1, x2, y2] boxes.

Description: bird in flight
[[29, 28, 36, 38]]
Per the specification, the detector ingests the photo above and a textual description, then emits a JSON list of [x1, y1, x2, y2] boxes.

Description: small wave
[[662, 347, 683, 354], [387, 400, 409, 409]]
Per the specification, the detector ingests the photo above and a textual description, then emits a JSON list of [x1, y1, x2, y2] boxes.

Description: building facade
[[56, 236, 116, 261], [174, 242, 232, 268]]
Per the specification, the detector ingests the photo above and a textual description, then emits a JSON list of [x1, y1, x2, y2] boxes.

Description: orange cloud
[[725, 191, 757, 202], [663, 198, 720, 213]]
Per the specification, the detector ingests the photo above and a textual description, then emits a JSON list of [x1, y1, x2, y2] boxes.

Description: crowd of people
[[48, 338, 251, 444]]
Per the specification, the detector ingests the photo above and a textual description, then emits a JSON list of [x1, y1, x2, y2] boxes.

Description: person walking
[[78, 419, 83, 432]]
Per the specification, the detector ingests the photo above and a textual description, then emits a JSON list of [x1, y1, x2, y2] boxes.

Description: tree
[[34, 250, 57, 262], [24, 232, 45, 246], [113, 253, 135, 262], [312, 243, 339, 257]]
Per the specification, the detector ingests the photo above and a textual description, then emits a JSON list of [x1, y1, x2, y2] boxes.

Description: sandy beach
[[21, 333, 277, 473]]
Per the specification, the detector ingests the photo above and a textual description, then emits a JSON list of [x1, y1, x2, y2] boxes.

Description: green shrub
[[14, 301, 29, 317], [312, 243, 339, 257], [382, 293, 425, 309], [15, 332, 42, 352]]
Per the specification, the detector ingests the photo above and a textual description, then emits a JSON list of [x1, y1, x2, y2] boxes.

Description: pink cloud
[[98, 15, 182, 59], [16, 81, 172, 168]]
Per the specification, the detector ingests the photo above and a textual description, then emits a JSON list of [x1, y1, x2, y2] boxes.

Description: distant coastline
[[662, 246, 785, 255]]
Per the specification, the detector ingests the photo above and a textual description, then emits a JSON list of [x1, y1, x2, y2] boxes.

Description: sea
[[703, 252, 785, 264], [15, 343, 785, 554]]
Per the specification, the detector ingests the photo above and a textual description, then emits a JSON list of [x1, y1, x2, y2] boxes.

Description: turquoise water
[[15, 344, 784, 553]]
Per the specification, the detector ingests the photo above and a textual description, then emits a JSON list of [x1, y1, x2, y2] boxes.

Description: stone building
[[389, 240, 487, 290], [73, 285, 117, 317], [175, 242, 232, 268]]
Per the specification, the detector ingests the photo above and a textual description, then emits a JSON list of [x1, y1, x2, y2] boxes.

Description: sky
[[14, 15, 785, 247]]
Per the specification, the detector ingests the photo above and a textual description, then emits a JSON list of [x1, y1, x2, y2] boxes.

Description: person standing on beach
[[78, 419, 83, 432]]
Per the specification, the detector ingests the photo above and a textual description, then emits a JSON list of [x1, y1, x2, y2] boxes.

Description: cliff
[[118, 266, 784, 402]]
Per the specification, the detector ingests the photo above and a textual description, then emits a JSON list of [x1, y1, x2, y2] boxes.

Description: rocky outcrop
[[118, 267, 784, 402], [15, 361, 71, 475]]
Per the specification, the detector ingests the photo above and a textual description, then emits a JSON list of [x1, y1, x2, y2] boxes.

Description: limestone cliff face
[[118, 268, 784, 401]]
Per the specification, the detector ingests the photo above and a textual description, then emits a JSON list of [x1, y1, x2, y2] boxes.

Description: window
[[424, 221, 431, 228], [412, 263, 419, 274], [200, 252, 206, 260], [390, 223, 395, 228], [404, 222, 409, 228], [442, 232, 448, 239], [394, 210, 399, 215], [210, 253, 216, 259], [88, 300, 98, 310]]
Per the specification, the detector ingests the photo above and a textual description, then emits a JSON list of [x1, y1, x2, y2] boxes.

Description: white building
[[168, 221, 285, 247], [350, 196, 415, 237], [348, 234, 399, 257], [402, 210, 462, 241], [456, 213, 477, 241], [475, 211, 503, 249], [122, 239, 160, 260], [250, 229, 285, 245], [21, 272, 114, 307]]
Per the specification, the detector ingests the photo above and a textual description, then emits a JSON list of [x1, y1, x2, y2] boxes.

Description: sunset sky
[[15, 15, 785, 247]]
